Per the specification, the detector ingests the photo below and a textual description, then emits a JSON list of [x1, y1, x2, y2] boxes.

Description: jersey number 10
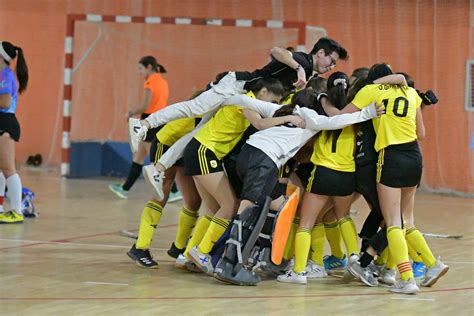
[[382, 97, 409, 118]]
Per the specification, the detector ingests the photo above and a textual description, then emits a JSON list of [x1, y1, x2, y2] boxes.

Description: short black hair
[[310, 37, 348, 60]]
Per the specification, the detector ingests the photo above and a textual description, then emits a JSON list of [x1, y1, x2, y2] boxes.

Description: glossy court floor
[[0, 169, 473, 315]]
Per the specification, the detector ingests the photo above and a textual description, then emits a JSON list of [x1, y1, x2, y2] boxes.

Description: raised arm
[[223, 94, 280, 118], [143, 89, 222, 129], [298, 102, 383, 131], [416, 107, 425, 140], [270, 47, 307, 88]]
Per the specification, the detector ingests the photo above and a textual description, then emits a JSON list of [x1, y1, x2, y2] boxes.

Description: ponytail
[[139, 55, 166, 73], [15, 46, 28, 94], [0, 41, 28, 93]]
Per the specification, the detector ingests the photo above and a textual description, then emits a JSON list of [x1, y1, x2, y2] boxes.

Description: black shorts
[[149, 137, 170, 164], [355, 162, 380, 210], [223, 155, 243, 198], [237, 144, 282, 205], [377, 141, 422, 188], [295, 162, 314, 187], [306, 165, 355, 196], [0, 113, 20, 142], [183, 138, 224, 176], [141, 113, 161, 143]]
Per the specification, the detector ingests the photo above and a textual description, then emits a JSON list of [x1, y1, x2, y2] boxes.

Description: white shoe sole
[[143, 165, 164, 201], [390, 285, 419, 294], [421, 265, 449, 287], [276, 277, 307, 285], [188, 248, 213, 275]]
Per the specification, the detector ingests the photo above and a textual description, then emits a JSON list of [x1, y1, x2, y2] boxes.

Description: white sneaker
[[380, 267, 397, 285], [277, 270, 307, 285], [175, 254, 187, 270], [306, 260, 327, 280], [348, 259, 379, 287], [390, 278, 419, 294], [128, 118, 147, 153], [188, 246, 214, 275], [143, 165, 165, 201], [421, 257, 449, 287]]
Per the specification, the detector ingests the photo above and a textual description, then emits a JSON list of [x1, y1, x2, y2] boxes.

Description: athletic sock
[[122, 162, 143, 191], [283, 216, 299, 260], [198, 217, 230, 254], [310, 223, 326, 266], [406, 226, 436, 268], [338, 216, 359, 256], [324, 220, 344, 259], [6, 174, 22, 215], [184, 215, 212, 257], [387, 226, 413, 281], [136, 200, 163, 250], [294, 228, 311, 273], [359, 252, 374, 268], [375, 248, 388, 265], [174, 207, 199, 249]]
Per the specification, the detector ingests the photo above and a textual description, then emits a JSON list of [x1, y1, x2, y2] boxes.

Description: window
[[466, 60, 474, 111]]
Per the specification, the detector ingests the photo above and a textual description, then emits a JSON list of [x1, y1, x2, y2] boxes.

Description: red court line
[[0, 287, 472, 301], [0, 224, 178, 250]]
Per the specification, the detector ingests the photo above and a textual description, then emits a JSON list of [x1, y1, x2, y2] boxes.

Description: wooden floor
[[0, 169, 473, 315]]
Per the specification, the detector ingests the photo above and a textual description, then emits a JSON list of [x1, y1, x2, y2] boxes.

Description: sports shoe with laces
[[421, 257, 449, 287], [143, 165, 165, 201], [412, 261, 426, 279], [348, 258, 379, 287], [306, 260, 328, 279], [323, 254, 347, 272], [0, 210, 24, 224], [128, 118, 147, 153], [108, 183, 128, 199], [277, 270, 307, 285], [188, 246, 214, 274], [390, 278, 419, 294], [127, 244, 158, 269], [167, 242, 185, 259]]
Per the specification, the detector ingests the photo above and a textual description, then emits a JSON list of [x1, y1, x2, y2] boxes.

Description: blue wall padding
[[69, 141, 150, 178]]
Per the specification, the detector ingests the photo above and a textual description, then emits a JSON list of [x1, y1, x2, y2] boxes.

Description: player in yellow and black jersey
[[126, 92, 203, 269], [183, 78, 308, 274], [333, 63, 448, 294], [279, 72, 361, 283]]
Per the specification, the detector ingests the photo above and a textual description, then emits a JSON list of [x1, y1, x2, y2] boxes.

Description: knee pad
[[368, 226, 388, 254], [214, 197, 271, 285]]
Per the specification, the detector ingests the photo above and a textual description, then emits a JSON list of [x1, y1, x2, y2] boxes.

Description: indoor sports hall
[[0, 1, 472, 315]]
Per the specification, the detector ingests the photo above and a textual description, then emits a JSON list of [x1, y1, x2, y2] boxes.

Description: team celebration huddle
[[111, 37, 448, 295]]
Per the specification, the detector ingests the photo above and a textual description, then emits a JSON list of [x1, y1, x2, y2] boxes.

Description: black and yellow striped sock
[[406, 226, 436, 268], [283, 217, 299, 260], [198, 217, 230, 254], [387, 226, 413, 281], [338, 216, 359, 257], [324, 220, 345, 259], [136, 200, 163, 250], [184, 215, 212, 257], [310, 223, 326, 266], [174, 207, 199, 249], [294, 227, 311, 273]]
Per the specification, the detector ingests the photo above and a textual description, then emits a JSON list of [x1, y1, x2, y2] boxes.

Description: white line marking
[[390, 297, 435, 301], [444, 261, 474, 264], [0, 238, 168, 250], [85, 282, 128, 286]]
